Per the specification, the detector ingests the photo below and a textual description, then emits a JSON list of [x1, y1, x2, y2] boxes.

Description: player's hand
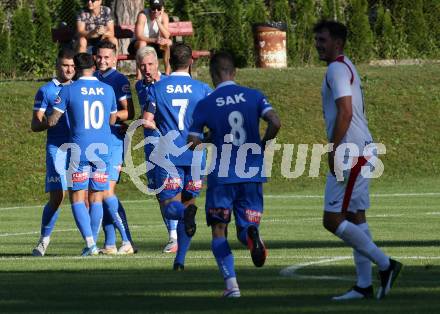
[[143, 119, 156, 130]]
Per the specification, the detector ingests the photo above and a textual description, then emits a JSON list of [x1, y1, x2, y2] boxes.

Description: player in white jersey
[[314, 20, 402, 300]]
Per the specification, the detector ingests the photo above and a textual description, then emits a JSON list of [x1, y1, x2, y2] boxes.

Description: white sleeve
[[327, 63, 352, 100]]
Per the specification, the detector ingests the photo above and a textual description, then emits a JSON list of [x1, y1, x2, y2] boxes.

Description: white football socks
[[335, 220, 390, 271], [170, 229, 177, 240], [353, 223, 372, 288], [85, 236, 95, 248], [225, 277, 239, 290]]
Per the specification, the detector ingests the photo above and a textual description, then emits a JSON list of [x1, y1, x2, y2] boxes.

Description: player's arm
[[156, 11, 170, 40], [142, 111, 156, 130], [135, 12, 158, 44], [327, 64, 353, 174], [31, 110, 48, 132], [116, 98, 135, 122], [110, 112, 117, 125], [261, 110, 281, 148], [47, 110, 64, 128]]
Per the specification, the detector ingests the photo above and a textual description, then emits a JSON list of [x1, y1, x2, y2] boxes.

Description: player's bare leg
[[212, 222, 240, 298], [32, 190, 64, 257]]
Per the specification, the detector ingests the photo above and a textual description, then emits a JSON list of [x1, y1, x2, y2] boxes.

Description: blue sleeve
[[53, 86, 69, 113], [115, 75, 132, 101], [110, 89, 118, 113], [257, 91, 273, 117], [188, 100, 206, 136], [146, 84, 157, 114], [33, 88, 47, 111]]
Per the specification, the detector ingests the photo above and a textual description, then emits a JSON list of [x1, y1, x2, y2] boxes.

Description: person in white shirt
[[314, 20, 402, 301], [129, 0, 172, 77]]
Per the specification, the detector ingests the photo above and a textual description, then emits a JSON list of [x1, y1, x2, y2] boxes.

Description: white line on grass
[[279, 255, 440, 282], [1, 255, 439, 262], [1, 192, 439, 212]]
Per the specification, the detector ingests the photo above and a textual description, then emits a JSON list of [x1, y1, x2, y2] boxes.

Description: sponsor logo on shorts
[[72, 172, 88, 183], [93, 172, 108, 183], [328, 201, 338, 206], [163, 177, 181, 190], [245, 209, 262, 224], [208, 208, 230, 220], [185, 180, 202, 191]]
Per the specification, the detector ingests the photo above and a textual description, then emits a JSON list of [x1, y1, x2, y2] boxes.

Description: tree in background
[[222, 0, 250, 67], [374, 2, 395, 59], [0, 6, 12, 77], [403, 0, 430, 56], [345, 0, 374, 63], [321, 0, 342, 21], [35, 0, 56, 76], [293, 0, 317, 65], [423, 0, 440, 57], [11, 0, 36, 75], [59, 0, 81, 29]]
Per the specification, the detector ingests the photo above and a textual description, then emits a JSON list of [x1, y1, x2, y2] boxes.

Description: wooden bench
[[51, 21, 210, 61]]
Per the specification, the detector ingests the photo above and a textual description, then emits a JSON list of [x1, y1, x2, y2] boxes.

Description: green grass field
[[0, 63, 439, 312], [0, 180, 439, 313]]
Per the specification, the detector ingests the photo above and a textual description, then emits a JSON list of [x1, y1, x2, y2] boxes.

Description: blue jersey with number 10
[[147, 72, 212, 166], [54, 77, 117, 161], [189, 81, 273, 185]]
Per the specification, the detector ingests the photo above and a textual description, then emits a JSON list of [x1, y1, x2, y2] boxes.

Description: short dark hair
[[313, 20, 347, 45], [170, 43, 192, 70], [74, 53, 95, 70], [209, 51, 235, 77], [96, 40, 117, 54], [57, 48, 75, 61]]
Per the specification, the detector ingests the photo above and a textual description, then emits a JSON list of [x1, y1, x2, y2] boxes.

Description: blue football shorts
[[45, 140, 68, 192], [67, 159, 110, 191], [205, 182, 263, 229], [155, 165, 203, 202]]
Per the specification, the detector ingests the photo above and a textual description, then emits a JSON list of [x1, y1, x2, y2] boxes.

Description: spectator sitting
[[76, 0, 118, 53], [129, 0, 172, 77]]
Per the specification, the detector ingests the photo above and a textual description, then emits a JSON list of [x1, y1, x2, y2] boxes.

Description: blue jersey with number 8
[[189, 81, 273, 185]]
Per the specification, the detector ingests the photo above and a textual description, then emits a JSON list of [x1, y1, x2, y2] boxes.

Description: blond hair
[[136, 46, 158, 66]]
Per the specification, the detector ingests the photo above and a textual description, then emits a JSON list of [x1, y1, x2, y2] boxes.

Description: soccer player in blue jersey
[[143, 43, 212, 269], [135, 46, 178, 253], [95, 41, 136, 255], [45, 53, 117, 256], [188, 51, 281, 297], [31, 48, 76, 256]]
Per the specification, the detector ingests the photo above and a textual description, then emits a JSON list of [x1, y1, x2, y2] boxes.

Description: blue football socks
[[89, 202, 103, 243], [71, 201, 93, 240], [104, 196, 129, 242], [212, 237, 236, 279], [164, 201, 185, 220], [102, 202, 116, 247], [117, 200, 132, 242], [41, 203, 60, 238], [174, 219, 191, 266]]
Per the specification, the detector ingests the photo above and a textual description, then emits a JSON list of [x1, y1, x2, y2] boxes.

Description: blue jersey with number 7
[[54, 77, 117, 161], [146, 72, 212, 166], [189, 81, 273, 185]]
